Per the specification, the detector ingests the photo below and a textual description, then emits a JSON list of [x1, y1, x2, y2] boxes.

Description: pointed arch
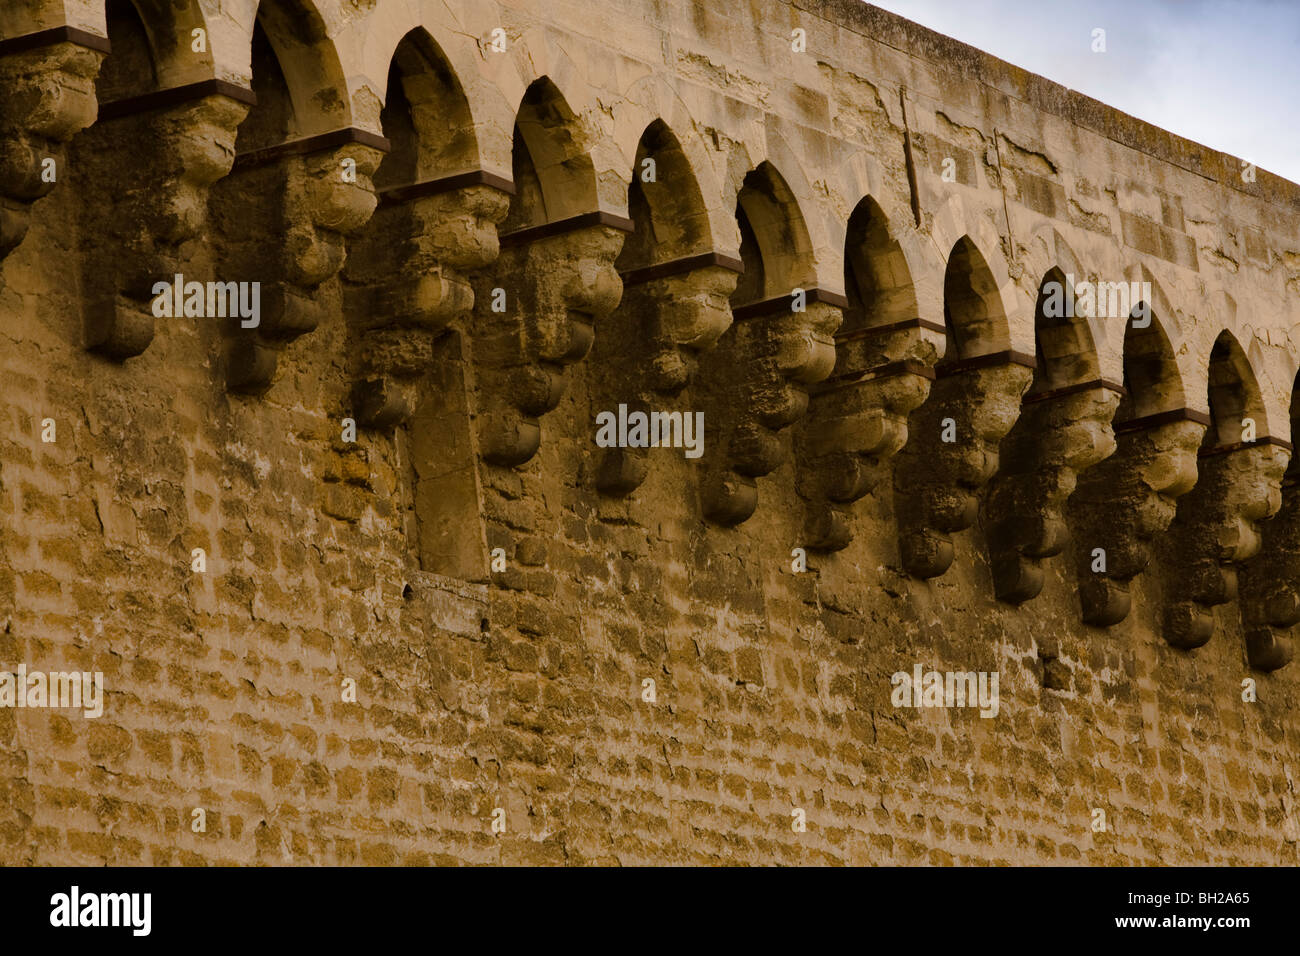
[[242, 0, 352, 144], [613, 76, 739, 259], [120, 0, 215, 87], [94, 0, 157, 102], [1123, 261, 1194, 369], [929, 194, 1026, 351], [942, 235, 1010, 359], [841, 195, 918, 334], [371, 27, 479, 190], [829, 144, 946, 332], [503, 76, 600, 231], [1030, 266, 1102, 391], [1019, 224, 1112, 382], [616, 119, 715, 271], [731, 160, 817, 305], [1118, 294, 1186, 420], [1205, 330, 1269, 446], [354, 0, 522, 180]]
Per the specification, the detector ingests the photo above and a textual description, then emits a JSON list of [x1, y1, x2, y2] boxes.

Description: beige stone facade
[[1, 0, 1299, 865]]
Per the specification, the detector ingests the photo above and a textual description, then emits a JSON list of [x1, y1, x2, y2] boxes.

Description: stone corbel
[[473, 211, 630, 467], [595, 252, 741, 495], [797, 317, 945, 552], [1239, 462, 1300, 670], [225, 128, 388, 393], [345, 171, 514, 428], [1156, 437, 1289, 650], [0, 27, 108, 259], [894, 351, 1035, 579], [1068, 409, 1208, 626], [81, 81, 256, 358], [983, 378, 1123, 603], [699, 289, 843, 526]]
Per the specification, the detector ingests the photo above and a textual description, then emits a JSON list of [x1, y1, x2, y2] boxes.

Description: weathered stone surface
[[1071, 418, 1205, 626], [0, 38, 103, 259], [1157, 443, 1288, 649], [473, 223, 626, 466], [799, 321, 941, 551], [896, 361, 1034, 578], [700, 298, 841, 525], [77, 95, 251, 358], [1239, 454, 1300, 671], [986, 384, 1121, 604], [1, 0, 1299, 869], [594, 265, 738, 496], [219, 142, 384, 393], [345, 184, 509, 427]]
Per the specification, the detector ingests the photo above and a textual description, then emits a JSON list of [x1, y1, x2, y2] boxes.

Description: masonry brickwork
[[2, 0, 1299, 866]]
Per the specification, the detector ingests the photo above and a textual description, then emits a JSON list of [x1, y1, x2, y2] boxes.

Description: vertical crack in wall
[[992, 126, 1015, 266], [899, 87, 921, 227]]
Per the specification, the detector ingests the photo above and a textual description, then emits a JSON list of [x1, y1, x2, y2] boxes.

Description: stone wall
[[1, 0, 1298, 865]]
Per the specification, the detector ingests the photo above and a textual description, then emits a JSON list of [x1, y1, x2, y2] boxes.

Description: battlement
[[2, 0, 1299, 865]]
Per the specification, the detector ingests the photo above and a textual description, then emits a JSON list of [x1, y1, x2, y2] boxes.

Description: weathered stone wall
[[1, 0, 1299, 865]]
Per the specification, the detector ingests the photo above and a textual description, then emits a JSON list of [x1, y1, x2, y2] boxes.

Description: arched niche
[[941, 236, 1012, 360], [211, 0, 386, 394], [731, 161, 817, 307], [72, 0, 253, 360], [469, 75, 626, 467], [615, 119, 714, 271], [893, 235, 1032, 579], [502, 77, 599, 232], [983, 265, 1118, 604], [592, 119, 736, 497], [342, 27, 504, 582]]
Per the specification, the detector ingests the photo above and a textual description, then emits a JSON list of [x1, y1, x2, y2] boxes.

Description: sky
[[865, 0, 1300, 183]]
